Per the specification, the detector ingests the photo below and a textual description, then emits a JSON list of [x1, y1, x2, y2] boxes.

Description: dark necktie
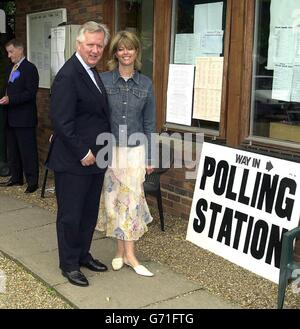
[[90, 67, 104, 94]]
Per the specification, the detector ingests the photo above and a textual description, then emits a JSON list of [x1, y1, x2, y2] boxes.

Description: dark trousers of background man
[[6, 126, 39, 185]]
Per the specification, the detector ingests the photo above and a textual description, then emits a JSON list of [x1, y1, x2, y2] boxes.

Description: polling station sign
[[186, 143, 300, 283]]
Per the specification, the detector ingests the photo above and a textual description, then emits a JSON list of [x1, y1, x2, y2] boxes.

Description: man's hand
[[146, 165, 154, 175], [0, 96, 9, 105], [81, 151, 96, 167]]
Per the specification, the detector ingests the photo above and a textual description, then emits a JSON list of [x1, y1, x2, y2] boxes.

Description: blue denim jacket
[[100, 69, 156, 163]]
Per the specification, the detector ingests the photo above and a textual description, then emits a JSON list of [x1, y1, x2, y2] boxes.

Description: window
[[251, 0, 300, 144], [168, 0, 227, 133], [115, 0, 154, 79]]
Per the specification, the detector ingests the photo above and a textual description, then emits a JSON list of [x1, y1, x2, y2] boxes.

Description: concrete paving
[[0, 194, 238, 309]]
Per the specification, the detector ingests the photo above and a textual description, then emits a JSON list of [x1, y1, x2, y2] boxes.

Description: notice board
[[26, 9, 67, 88]]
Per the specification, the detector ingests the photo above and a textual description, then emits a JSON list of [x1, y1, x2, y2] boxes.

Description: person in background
[[97, 30, 156, 277], [0, 39, 39, 193], [0, 41, 10, 177], [47, 22, 111, 287]]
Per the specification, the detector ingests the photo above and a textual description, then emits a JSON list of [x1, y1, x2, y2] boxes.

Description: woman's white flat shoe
[[125, 262, 154, 277], [112, 258, 124, 271]]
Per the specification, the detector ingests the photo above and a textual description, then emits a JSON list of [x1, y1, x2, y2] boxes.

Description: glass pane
[[116, 0, 154, 79], [251, 0, 300, 144], [170, 0, 227, 131]]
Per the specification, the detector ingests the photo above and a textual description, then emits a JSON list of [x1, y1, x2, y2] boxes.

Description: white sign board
[[26, 9, 67, 88], [187, 143, 300, 283]]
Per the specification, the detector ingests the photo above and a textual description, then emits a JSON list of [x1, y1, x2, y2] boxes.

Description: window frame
[[161, 0, 232, 139], [240, 0, 300, 155]]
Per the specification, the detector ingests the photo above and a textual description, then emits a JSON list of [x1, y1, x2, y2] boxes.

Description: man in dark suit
[[0, 39, 39, 193], [46, 22, 111, 287]]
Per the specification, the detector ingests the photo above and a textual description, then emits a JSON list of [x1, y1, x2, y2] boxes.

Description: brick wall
[[146, 168, 195, 220], [146, 142, 198, 220]]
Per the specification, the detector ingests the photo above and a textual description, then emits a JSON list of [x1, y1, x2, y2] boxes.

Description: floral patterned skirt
[[96, 145, 153, 241]]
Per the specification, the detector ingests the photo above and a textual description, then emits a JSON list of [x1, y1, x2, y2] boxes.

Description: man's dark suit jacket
[[47, 54, 110, 175], [5, 58, 39, 127]]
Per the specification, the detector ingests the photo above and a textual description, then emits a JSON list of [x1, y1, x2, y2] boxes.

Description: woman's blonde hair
[[107, 30, 142, 71]]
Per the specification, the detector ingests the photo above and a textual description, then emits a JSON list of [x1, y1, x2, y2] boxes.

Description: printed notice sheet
[[294, 27, 300, 64], [193, 57, 224, 122], [291, 65, 300, 102], [194, 2, 223, 33], [174, 34, 201, 65], [267, 0, 300, 70], [51, 27, 66, 77], [272, 63, 293, 101], [272, 63, 300, 102], [166, 64, 195, 126], [202, 30, 223, 55], [174, 31, 223, 65]]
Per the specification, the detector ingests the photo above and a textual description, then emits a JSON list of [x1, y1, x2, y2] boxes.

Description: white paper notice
[[174, 34, 201, 65], [294, 26, 300, 64], [166, 64, 195, 126], [272, 63, 293, 101], [269, 0, 300, 27], [194, 2, 223, 33], [51, 27, 66, 77], [269, 26, 294, 68], [201, 30, 224, 55], [291, 65, 300, 102], [267, 0, 300, 69], [174, 31, 223, 65], [193, 57, 224, 122]]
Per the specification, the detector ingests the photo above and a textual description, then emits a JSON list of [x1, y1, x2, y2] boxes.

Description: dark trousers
[[54, 172, 104, 272], [6, 126, 39, 185]]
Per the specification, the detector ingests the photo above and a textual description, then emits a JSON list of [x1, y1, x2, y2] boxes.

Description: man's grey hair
[[5, 39, 24, 49], [77, 21, 110, 46]]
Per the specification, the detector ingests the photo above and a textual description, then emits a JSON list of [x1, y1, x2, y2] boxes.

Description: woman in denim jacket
[[97, 31, 155, 277]]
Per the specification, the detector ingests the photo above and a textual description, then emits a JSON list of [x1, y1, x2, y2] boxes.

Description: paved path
[[0, 194, 237, 309]]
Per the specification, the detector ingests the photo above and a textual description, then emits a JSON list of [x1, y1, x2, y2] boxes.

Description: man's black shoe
[[80, 259, 108, 272], [0, 179, 24, 187], [62, 270, 89, 287], [24, 184, 38, 193]]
